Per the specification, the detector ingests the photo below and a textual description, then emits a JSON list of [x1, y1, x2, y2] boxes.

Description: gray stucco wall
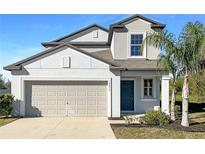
[[10, 47, 121, 117], [111, 19, 160, 60], [121, 76, 160, 114], [70, 29, 108, 42]]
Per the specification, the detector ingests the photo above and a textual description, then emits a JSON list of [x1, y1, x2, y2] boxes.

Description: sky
[[0, 14, 205, 79]]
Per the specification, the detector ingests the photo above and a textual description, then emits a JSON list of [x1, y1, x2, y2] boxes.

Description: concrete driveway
[[0, 117, 116, 139]]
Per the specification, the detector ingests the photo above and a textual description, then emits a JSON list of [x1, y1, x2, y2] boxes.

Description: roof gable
[[42, 24, 109, 47], [111, 14, 165, 27], [108, 14, 166, 44], [4, 43, 118, 71]]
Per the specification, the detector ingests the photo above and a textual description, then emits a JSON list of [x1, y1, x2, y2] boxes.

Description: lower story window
[[144, 79, 153, 97]]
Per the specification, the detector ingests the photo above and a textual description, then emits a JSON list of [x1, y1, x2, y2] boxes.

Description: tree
[[0, 74, 10, 89], [145, 21, 205, 127], [145, 30, 181, 121], [179, 22, 205, 127], [0, 74, 6, 89], [4, 79, 11, 90]]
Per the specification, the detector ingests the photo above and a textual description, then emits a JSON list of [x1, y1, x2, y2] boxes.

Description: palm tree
[[145, 21, 205, 127], [160, 53, 181, 121], [178, 22, 205, 127], [145, 30, 181, 121]]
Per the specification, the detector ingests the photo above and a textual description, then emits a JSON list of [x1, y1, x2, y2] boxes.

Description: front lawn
[[0, 117, 17, 127], [111, 125, 205, 139], [111, 111, 205, 139]]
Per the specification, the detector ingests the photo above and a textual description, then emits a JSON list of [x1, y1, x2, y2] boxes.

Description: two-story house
[[4, 14, 170, 118]]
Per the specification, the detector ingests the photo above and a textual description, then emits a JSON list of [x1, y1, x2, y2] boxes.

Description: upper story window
[[130, 34, 143, 56]]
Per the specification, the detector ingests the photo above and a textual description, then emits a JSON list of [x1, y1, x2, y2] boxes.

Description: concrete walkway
[[0, 117, 116, 139]]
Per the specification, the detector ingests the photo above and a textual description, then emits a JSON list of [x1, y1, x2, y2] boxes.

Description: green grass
[[112, 112, 205, 139], [112, 126, 205, 139], [175, 92, 205, 103], [0, 117, 17, 127]]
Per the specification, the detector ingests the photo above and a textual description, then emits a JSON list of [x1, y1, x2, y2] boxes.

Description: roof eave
[[41, 42, 61, 47], [151, 24, 166, 29], [110, 67, 164, 71], [3, 65, 22, 71]]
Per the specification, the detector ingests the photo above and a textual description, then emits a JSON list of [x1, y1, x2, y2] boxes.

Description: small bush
[[0, 94, 14, 117], [144, 110, 170, 126]]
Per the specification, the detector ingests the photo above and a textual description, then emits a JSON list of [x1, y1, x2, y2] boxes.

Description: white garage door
[[25, 81, 108, 117]]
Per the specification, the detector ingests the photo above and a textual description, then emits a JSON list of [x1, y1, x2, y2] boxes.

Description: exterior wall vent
[[92, 30, 98, 38], [62, 56, 70, 68]]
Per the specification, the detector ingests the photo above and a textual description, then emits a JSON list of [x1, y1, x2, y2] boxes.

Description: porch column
[[161, 75, 170, 115], [111, 71, 121, 118]]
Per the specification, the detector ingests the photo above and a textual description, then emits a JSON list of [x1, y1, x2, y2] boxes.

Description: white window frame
[[141, 77, 156, 100], [128, 31, 147, 58]]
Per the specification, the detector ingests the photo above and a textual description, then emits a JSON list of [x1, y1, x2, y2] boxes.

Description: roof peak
[[48, 24, 108, 43], [111, 14, 165, 27]]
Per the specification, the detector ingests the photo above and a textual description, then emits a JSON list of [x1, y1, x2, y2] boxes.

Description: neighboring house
[[4, 14, 170, 117], [0, 89, 10, 94]]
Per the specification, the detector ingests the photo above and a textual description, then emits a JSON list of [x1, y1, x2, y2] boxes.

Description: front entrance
[[120, 80, 134, 111]]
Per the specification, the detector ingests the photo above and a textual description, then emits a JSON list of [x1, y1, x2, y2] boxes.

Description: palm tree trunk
[[181, 67, 189, 127], [170, 85, 176, 121]]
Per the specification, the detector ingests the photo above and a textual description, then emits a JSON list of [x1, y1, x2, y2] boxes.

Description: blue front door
[[121, 80, 134, 111]]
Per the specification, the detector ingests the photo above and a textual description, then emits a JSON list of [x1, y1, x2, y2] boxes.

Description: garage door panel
[[26, 81, 107, 117], [57, 91, 67, 97], [67, 91, 76, 96], [47, 110, 58, 115], [87, 98, 97, 105], [47, 91, 57, 97], [87, 91, 97, 96], [77, 98, 87, 105], [97, 105, 107, 110], [87, 105, 97, 109], [67, 98, 76, 105], [67, 109, 76, 115], [87, 110, 97, 114], [77, 91, 86, 97], [77, 110, 87, 115]]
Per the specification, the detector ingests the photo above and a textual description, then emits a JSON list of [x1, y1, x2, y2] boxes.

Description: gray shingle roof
[[90, 49, 163, 71], [4, 43, 163, 71]]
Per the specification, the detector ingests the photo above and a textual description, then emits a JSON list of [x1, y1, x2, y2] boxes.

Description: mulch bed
[[110, 120, 205, 132]]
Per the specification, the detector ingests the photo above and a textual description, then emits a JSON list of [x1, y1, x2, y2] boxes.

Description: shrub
[[0, 94, 14, 117], [144, 110, 170, 126], [175, 105, 181, 120]]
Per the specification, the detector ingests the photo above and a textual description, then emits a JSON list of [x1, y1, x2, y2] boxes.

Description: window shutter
[[62, 56, 70, 68]]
